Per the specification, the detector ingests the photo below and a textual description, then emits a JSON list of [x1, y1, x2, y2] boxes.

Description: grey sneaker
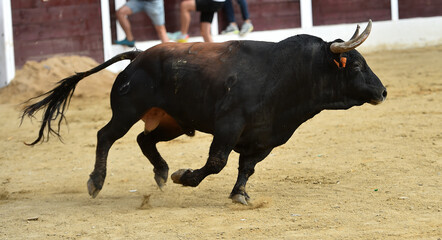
[[221, 24, 239, 35], [240, 22, 254, 36]]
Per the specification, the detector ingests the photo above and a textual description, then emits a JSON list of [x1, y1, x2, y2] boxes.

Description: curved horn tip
[[350, 24, 361, 40], [363, 19, 373, 35], [330, 19, 373, 53]]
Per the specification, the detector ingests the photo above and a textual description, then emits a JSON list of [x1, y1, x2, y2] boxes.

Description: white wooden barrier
[[0, 0, 15, 88]]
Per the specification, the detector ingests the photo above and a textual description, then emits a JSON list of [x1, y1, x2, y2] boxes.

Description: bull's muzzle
[[370, 88, 387, 105]]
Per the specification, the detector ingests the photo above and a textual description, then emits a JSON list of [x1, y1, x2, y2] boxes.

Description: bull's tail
[[21, 50, 142, 145]]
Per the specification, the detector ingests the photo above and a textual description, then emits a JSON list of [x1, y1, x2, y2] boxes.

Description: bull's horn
[[330, 19, 372, 53], [350, 25, 360, 40]]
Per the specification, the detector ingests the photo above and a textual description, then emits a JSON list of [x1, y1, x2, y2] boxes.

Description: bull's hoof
[[231, 194, 249, 205], [154, 171, 168, 190], [171, 169, 193, 184], [153, 168, 168, 190], [87, 178, 101, 198]]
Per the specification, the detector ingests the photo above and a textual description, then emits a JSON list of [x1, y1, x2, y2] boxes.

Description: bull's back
[[136, 41, 274, 132]]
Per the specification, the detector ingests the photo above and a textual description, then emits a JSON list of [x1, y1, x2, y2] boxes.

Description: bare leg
[[155, 25, 170, 43], [180, 0, 196, 35], [200, 22, 212, 42], [116, 6, 134, 41]]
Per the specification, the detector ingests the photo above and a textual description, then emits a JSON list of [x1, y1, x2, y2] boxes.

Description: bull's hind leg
[[137, 126, 186, 189], [230, 149, 272, 205], [137, 107, 187, 189], [88, 116, 139, 198]]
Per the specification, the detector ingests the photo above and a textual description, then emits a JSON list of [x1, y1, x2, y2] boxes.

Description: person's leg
[[199, 1, 224, 42], [155, 25, 169, 42], [116, 5, 135, 41], [236, 0, 253, 36], [236, 0, 250, 22], [200, 22, 212, 42], [144, 0, 169, 42], [224, 0, 236, 23], [166, 0, 195, 42], [221, 0, 239, 35], [180, 0, 196, 36]]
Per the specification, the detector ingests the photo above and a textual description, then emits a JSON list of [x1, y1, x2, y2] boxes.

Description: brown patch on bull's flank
[[141, 107, 167, 132], [141, 108, 166, 132], [141, 107, 183, 134]]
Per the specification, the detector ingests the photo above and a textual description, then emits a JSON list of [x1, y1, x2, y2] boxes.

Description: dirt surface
[[0, 45, 441, 239]]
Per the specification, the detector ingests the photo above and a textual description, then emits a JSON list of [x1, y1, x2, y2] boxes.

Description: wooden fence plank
[[312, 0, 391, 26], [12, 1, 104, 67], [12, 0, 98, 9], [399, 0, 442, 19]]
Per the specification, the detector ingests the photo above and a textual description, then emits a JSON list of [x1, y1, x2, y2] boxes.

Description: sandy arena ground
[[0, 45, 441, 239]]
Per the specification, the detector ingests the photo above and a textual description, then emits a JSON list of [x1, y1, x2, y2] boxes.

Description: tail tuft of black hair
[[21, 50, 142, 145]]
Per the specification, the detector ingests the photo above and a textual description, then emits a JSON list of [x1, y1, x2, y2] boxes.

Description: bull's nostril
[[382, 89, 387, 98]]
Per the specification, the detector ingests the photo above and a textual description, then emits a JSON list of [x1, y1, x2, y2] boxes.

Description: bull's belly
[[140, 107, 213, 134]]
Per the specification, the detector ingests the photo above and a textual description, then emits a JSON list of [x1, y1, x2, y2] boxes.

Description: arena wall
[[10, 0, 104, 68]]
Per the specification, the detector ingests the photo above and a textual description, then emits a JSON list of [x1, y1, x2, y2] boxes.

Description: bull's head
[[328, 20, 387, 107]]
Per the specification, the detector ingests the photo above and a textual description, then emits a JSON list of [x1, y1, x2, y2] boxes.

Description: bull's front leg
[[171, 118, 244, 188], [229, 149, 272, 205], [171, 154, 227, 187]]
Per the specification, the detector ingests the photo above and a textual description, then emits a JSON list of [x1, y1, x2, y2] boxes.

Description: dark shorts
[[195, 0, 225, 23]]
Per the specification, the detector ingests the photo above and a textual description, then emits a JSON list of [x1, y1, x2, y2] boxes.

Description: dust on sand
[[0, 46, 441, 239]]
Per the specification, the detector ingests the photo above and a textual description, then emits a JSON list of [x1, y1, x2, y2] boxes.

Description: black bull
[[22, 21, 386, 205]]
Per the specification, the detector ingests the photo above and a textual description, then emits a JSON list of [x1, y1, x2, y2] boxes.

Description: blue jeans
[[223, 0, 250, 23]]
